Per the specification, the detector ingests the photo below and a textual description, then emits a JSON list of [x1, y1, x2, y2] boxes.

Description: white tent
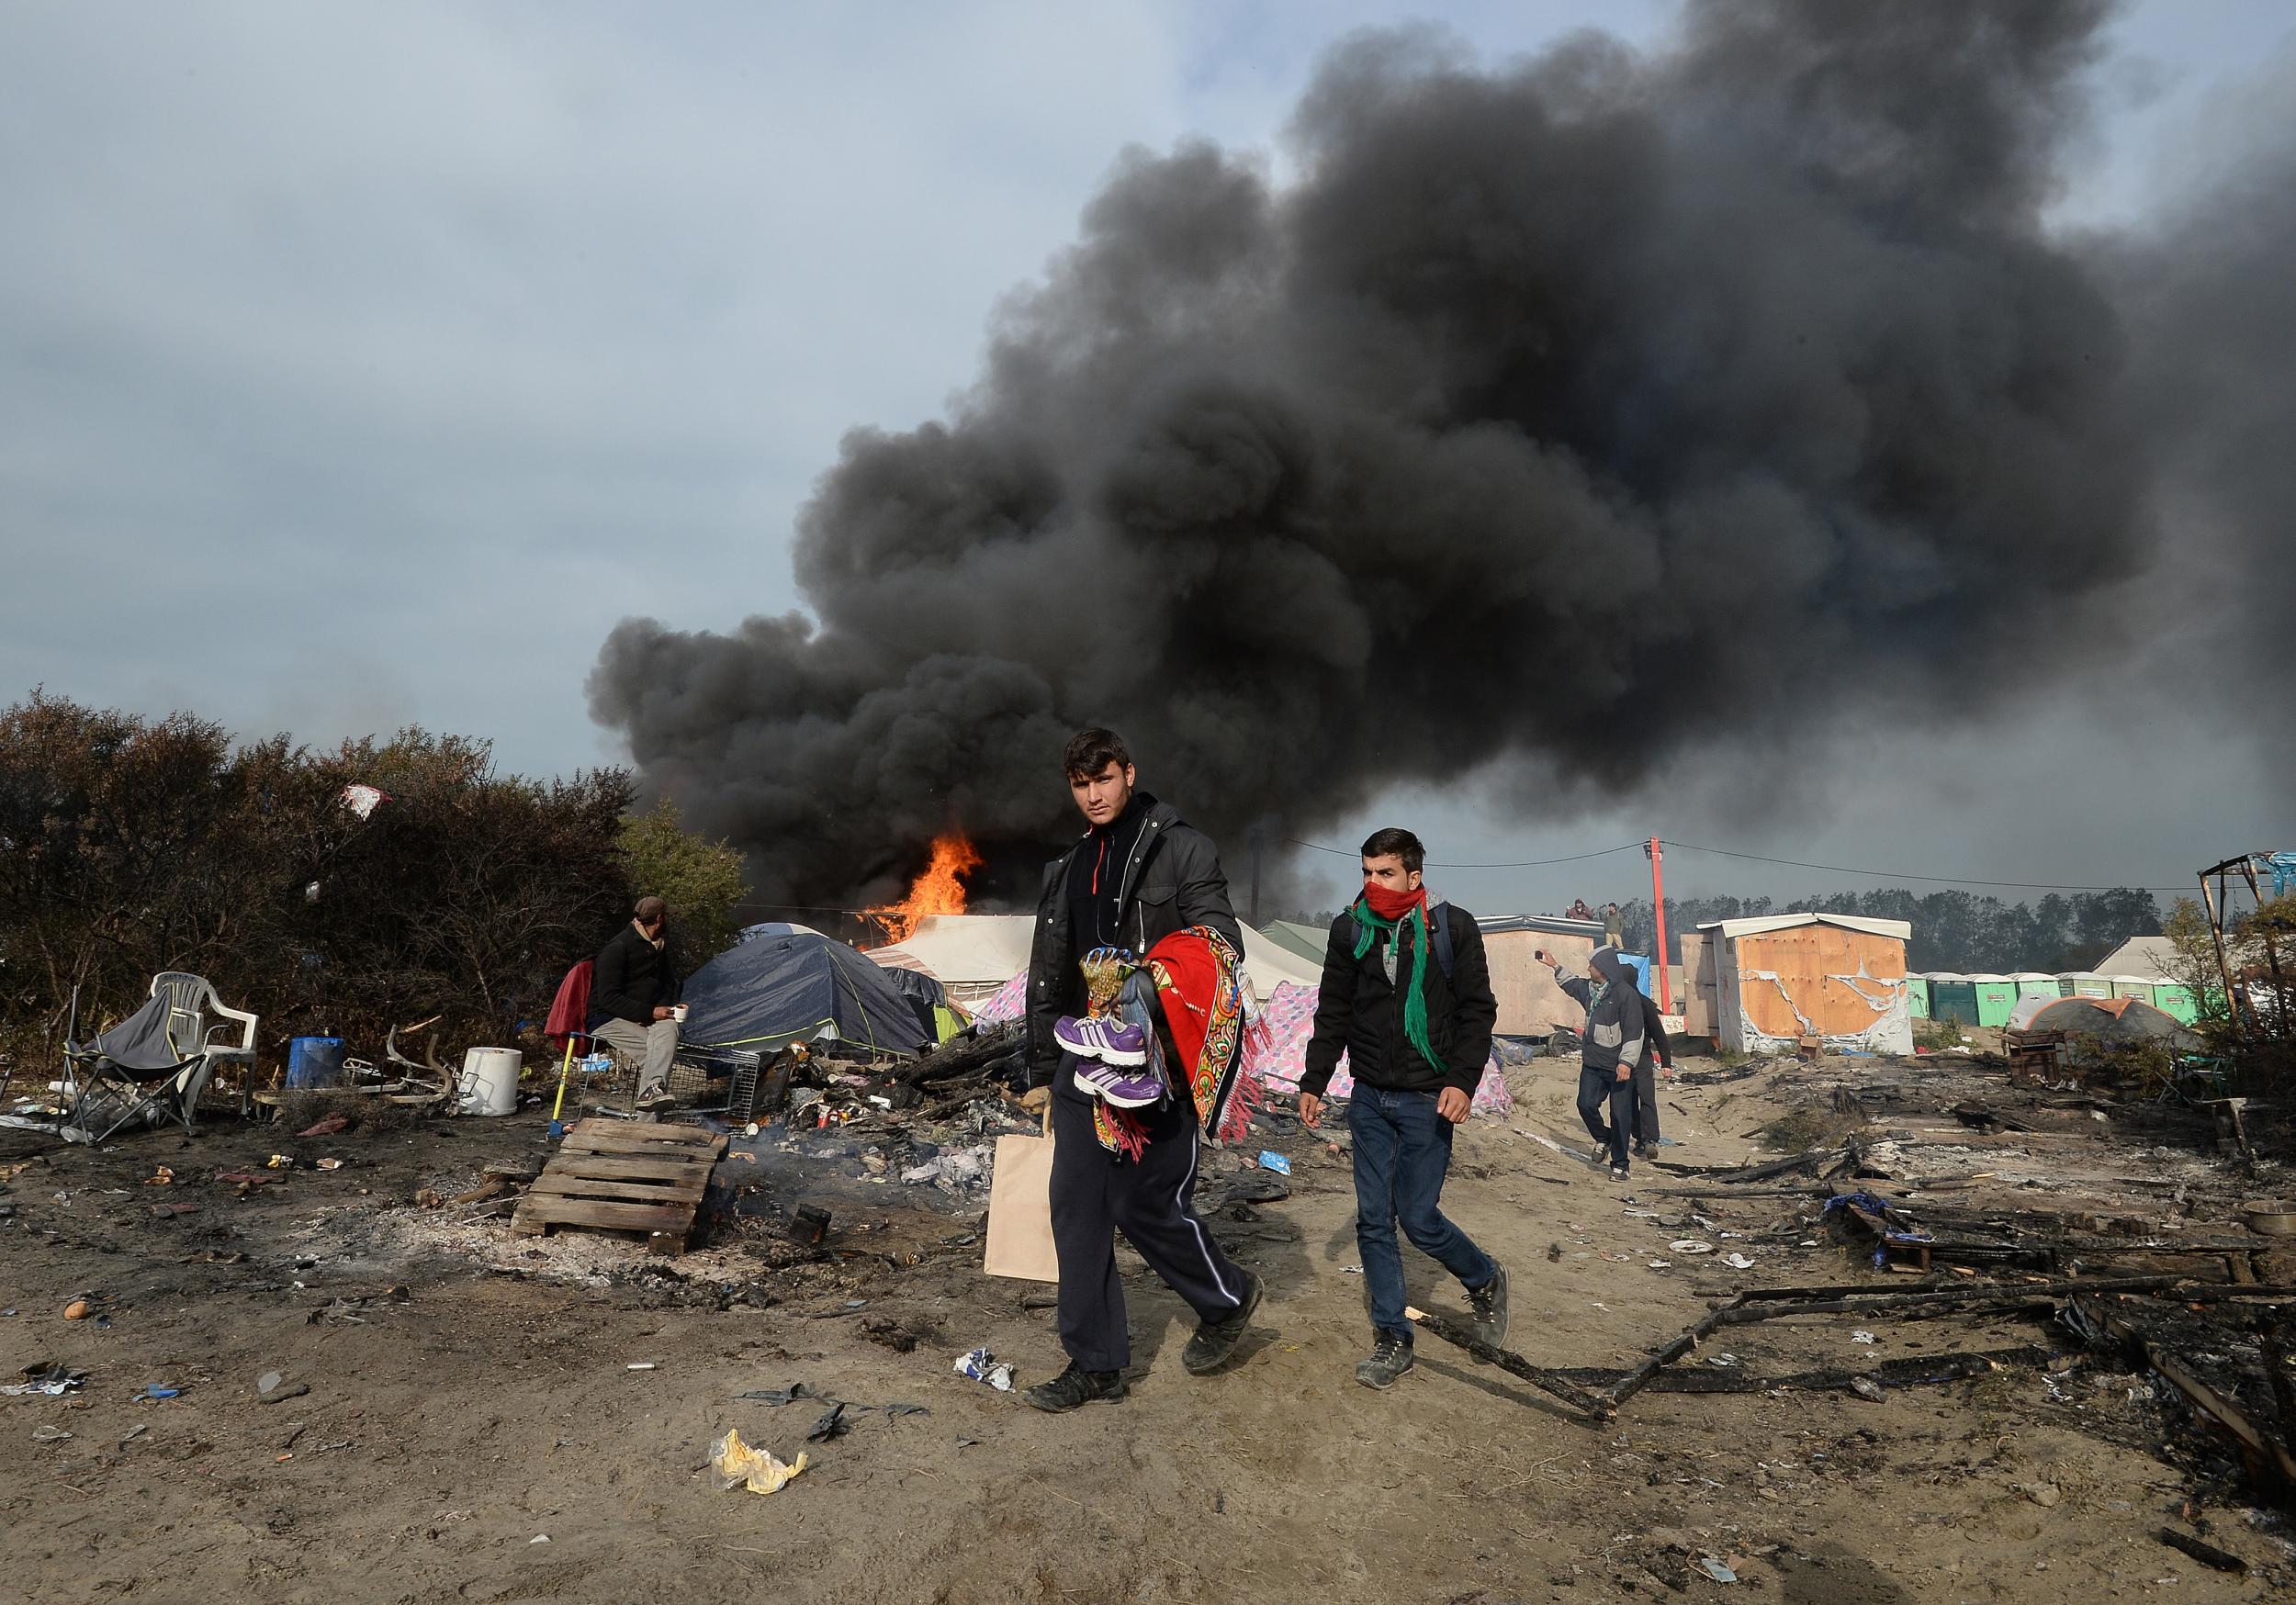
[[868, 912, 1319, 1005]]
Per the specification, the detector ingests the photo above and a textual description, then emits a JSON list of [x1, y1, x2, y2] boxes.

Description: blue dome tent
[[681, 924, 936, 1057]]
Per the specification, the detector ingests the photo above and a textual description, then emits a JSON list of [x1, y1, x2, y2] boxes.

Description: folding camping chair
[[149, 971, 259, 1116], [57, 989, 220, 1144]]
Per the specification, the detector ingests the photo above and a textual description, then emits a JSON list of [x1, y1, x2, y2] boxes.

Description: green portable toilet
[[1928, 974, 1979, 1027], [1970, 975, 2020, 1027], [2011, 972, 2059, 1001], [2110, 975, 2156, 1005], [1907, 974, 1931, 1019], [2059, 971, 2112, 999], [2151, 982, 2200, 1024]]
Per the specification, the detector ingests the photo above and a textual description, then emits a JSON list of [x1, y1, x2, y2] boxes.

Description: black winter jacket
[[591, 923, 681, 1027], [1301, 902, 1496, 1099], [1025, 798, 1243, 1085], [1557, 946, 1646, 1073]]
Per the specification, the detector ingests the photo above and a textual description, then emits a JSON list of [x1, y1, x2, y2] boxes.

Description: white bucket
[[457, 1047, 522, 1117]]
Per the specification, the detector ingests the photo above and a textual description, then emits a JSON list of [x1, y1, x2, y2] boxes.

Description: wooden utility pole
[[1647, 836, 1671, 1013]]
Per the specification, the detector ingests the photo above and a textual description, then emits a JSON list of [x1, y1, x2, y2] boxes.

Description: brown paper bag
[[984, 1108, 1058, 1282]]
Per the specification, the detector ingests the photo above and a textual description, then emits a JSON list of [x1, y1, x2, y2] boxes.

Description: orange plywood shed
[[1702, 915, 1912, 1056], [1477, 915, 1604, 1037]]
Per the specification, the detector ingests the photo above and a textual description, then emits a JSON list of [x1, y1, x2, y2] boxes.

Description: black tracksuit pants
[[1629, 1059, 1661, 1147], [1048, 1055, 1247, 1373]]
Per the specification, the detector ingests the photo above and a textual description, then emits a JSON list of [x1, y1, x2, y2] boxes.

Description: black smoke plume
[[591, 0, 2153, 911]]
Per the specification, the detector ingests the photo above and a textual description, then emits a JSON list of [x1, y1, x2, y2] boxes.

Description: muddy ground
[[4, 1049, 2291, 1605]]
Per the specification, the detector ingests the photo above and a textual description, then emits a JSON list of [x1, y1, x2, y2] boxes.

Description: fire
[[868, 833, 980, 943]]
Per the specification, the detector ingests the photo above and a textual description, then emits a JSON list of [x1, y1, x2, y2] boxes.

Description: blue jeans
[[1348, 1085, 1496, 1344]]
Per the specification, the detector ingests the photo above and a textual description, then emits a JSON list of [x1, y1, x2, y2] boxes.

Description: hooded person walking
[[1299, 828, 1507, 1389], [1538, 945, 1647, 1180]]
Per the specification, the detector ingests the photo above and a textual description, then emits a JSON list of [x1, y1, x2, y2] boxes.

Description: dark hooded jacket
[[1557, 946, 1647, 1073], [1300, 899, 1495, 1099], [1024, 794, 1243, 1086]]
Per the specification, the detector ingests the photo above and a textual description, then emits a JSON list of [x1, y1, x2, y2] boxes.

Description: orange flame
[[869, 833, 980, 943]]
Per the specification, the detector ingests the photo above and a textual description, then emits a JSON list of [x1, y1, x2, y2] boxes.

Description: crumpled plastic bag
[[710, 1427, 808, 1495]]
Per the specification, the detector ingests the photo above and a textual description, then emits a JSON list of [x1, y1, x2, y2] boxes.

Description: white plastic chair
[[150, 971, 259, 1115]]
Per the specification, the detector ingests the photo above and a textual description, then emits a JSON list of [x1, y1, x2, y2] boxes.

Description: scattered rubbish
[[2155, 1528, 2246, 1574], [1257, 1150, 1291, 1175], [710, 1428, 807, 1495], [1720, 1252, 1756, 1271], [1647, 1260, 1671, 1270], [1848, 1376, 1885, 1402], [262, 1383, 310, 1405], [1668, 1240, 1713, 1255], [530, 1534, 551, 1544], [1851, 1330, 1876, 1346], [626, 1362, 658, 1372], [31, 1424, 73, 1443], [1705, 1353, 1738, 1368], [298, 1113, 351, 1138], [787, 1204, 832, 1247], [257, 1370, 283, 1393], [415, 1188, 444, 1208], [2015, 1481, 2062, 1509], [806, 1402, 852, 1442], [120, 1424, 148, 1445], [133, 1385, 182, 1402], [144, 1166, 174, 1186], [1698, 1555, 1738, 1584], [867, 1094, 894, 1109], [313, 1158, 344, 1172], [4, 1363, 87, 1397], [1342, 1265, 1364, 1275], [62, 1298, 90, 1320], [954, 1347, 1014, 1391], [738, 1383, 820, 1406], [266, 1154, 297, 1170]]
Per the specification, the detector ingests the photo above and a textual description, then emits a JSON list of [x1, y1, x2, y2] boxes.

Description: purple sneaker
[[1053, 1016, 1148, 1065], [1074, 1061, 1165, 1108]]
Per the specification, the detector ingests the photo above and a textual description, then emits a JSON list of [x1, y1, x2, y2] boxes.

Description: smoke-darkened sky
[[6, 1, 2290, 918]]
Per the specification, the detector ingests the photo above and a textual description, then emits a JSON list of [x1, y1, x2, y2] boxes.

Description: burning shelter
[[1679, 914, 1913, 1056]]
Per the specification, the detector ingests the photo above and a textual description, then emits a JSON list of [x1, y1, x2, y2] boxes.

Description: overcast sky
[[4, 1, 2288, 917]]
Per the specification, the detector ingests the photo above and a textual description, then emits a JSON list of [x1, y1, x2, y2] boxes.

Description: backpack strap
[[1429, 902, 1456, 982]]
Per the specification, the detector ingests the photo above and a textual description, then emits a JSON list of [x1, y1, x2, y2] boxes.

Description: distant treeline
[[1616, 887, 2162, 975]]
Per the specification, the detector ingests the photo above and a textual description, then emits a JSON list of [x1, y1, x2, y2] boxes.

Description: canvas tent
[[684, 925, 932, 1057], [2004, 993, 2197, 1064], [1261, 920, 1331, 965], [870, 912, 1321, 1008], [1688, 914, 1913, 1055]]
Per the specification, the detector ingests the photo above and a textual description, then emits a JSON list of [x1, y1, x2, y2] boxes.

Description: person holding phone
[[1537, 944, 1644, 1180]]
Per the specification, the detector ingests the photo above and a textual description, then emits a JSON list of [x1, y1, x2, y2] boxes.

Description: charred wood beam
[[1403, 1306, 1616, 1419]]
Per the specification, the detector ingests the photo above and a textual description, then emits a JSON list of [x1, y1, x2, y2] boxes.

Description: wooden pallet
[[510, 1119, 727, 1253]]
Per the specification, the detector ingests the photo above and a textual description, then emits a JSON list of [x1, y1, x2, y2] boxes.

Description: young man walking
[[1300, 829, 1508, 1389], [1537, 945, 1646, 1179], [1020, 729, 1265, 1412]]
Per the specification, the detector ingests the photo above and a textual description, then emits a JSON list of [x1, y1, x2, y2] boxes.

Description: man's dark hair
[[1063, 727, 1132, 781], [1360, 827, 1425, 873]]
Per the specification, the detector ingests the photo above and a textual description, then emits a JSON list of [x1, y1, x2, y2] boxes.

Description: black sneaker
[[1467, 1263, 1510, 1351], [1355, 1331, 1415, 1390], [1182, 1270, 1264, 1375], [1610, 1164, 1630, 1181], [1021, 1362, 1128, 1413]]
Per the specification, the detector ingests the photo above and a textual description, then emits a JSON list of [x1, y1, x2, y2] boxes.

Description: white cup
[[672, 1004, 689, 1025]]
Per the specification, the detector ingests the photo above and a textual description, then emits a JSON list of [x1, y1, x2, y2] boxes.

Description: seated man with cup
[[591, 894, 683, 1110]]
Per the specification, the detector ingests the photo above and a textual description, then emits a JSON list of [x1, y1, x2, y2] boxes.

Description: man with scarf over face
[[1300, 828, 1508, 1389], [1019, 728, 1264, 1412]]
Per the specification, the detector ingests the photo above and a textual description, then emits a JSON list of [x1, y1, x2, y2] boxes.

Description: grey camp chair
[[59, 990, 217, 1144], [150, 971, 259, 1115]]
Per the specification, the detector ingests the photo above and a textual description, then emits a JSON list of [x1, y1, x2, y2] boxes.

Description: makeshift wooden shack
[[1682, 914, 1913, 1056], [1478, 914, 1604, 1037]]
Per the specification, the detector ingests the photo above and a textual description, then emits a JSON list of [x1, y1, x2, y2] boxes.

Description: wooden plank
[[512, 1195, 696, 1233], [547, 1153, 714, 1185], [528, 1174, 702, 1206], [562, 1123, 725, 1157]]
